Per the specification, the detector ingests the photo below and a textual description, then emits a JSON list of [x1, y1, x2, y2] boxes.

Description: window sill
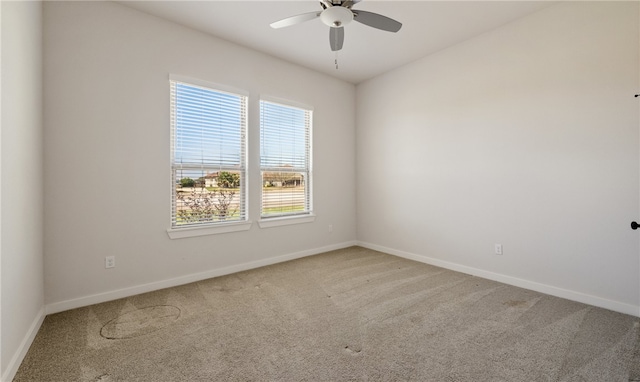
[[167, 221, 252, 239], [258, 214, 316, 229]]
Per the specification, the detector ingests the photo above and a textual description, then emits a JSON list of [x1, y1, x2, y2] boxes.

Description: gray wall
[[1, 1, 45, 380], [356, 2, 639, 315], [43, 1, 357, 311]]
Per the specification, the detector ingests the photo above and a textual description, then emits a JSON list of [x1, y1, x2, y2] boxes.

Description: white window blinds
[[260, 99, 312, 218], [170, 78, 247, 227]]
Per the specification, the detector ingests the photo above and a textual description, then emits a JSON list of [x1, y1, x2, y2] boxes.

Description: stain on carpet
[[100, 305, 181, 339], [344, 345, 362, 355], [503, 300, 527, 307]]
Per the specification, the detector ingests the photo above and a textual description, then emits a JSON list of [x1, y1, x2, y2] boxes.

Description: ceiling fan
[[270, 0, 402, 52]]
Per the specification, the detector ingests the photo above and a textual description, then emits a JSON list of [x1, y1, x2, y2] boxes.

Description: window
[[260, 99, 312, 220], [169, 76, 247, 233]]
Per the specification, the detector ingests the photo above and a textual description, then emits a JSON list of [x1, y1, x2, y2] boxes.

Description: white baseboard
[[358, 241, 640, 317], [45, 241, 358, 315], [2, 307, 46, 382]]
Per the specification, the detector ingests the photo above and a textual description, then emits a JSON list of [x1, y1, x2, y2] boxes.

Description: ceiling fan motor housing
[[320, 6, 353, 28]]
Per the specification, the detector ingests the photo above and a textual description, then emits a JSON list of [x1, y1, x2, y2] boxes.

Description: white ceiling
[[119, 1, 554, 84]]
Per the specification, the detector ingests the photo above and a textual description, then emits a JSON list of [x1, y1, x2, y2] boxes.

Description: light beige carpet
[[14, 246, 640, 381]]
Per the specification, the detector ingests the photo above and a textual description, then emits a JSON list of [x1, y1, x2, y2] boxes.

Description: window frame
[[167, 75, 251, 239], [258, 96, 314, 228]]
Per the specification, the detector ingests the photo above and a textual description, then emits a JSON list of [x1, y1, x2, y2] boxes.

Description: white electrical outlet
[[105, 256, 115, 269], [495, 244, 503, 255], [328, 224, 333, 233]]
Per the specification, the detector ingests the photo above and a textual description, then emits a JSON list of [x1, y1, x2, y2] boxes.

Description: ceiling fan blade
[[329, 27, 344, 51], [270, 12, 321, 29], [352, 10, 402, 32], [342, 1, 356, 8]]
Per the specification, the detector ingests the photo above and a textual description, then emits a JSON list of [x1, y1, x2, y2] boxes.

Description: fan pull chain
[[335, 51, 339, 70]]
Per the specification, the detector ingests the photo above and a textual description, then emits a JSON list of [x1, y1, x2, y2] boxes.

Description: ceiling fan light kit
[[270, 1, 402, 53], [320, 6, 353, 28]]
